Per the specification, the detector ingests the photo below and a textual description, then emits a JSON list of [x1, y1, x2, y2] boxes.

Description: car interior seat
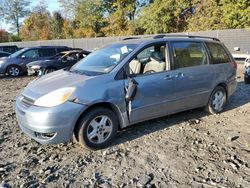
[[143, 51, 165, 73], [129, 59, 141, 74]]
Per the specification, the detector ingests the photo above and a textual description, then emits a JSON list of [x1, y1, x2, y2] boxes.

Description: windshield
[[70, 44, 137, 74], [9, 48, 27, 58]]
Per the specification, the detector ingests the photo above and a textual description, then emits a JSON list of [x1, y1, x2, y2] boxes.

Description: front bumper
[[0, 64, 6, 74], [27, 67, 40, 76], [16, 95, 86, 144]]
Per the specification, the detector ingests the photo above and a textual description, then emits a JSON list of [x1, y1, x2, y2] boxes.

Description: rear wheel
[[7, 65, 22, 77], [75, 108, 118, 150], [205, 86, 227, 114], [44, 67, 56, 74]]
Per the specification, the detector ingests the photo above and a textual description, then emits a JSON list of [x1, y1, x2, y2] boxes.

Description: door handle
[[164, 75, 174, 80], [175, 72, 185, 78]]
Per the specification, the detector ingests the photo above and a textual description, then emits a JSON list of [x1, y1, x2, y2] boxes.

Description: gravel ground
[[0, 64, 249, 188]]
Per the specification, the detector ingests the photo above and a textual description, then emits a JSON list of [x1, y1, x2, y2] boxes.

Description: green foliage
[[3, 0, 250, 41], [0, 29, 9, 42], [74, 0, 106, 37], [20, 4, 52, 41], [0, 0, 30, 36], [9, 34, 21, 42], [221, 0, 250, 29], [51, 12, 65, 39]]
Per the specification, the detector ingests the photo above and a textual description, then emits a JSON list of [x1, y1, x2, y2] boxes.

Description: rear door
[[169, 41, 214, 109]]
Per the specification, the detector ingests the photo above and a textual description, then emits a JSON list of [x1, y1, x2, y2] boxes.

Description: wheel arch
[[73, 102, 125, 140], [216, 82, 228, 99]]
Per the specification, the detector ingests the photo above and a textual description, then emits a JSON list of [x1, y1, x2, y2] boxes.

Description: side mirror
[[125, 79, 137, 101], [21, 55, 26, 59]]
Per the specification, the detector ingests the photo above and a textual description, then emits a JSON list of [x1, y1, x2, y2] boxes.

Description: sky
[[0, 0, 60, 32]]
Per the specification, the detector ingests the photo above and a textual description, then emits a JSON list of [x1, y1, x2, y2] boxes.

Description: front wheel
[[75, 108, 118, 150], [7, 65, 22, 77], [205, 86, 227, 114]]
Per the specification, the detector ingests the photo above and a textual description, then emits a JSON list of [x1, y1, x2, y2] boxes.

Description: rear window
[[39, 48, 56, 57], [207, 43, 231, 64]]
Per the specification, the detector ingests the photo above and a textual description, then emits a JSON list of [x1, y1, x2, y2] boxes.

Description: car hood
[[27, 59, 56, 67], [22, 69, 93, 100]]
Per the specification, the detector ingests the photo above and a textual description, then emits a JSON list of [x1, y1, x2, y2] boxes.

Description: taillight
[[230, 61, 237, 69]]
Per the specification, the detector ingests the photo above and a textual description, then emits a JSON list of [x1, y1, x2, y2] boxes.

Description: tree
[[0, 29, 9, 42], [102, 0, 139, 36], [73, 0, 106, 37], [51, 12, 65, 39], [20, 5, 52, 40], [137, 0, 179, 34], [221, 0, 250, 29], [187, 0, 226, 31], [0, 0, 30, 36]]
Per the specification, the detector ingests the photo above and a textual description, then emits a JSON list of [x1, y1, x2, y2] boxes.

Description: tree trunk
[[16, 15, 19, 36]]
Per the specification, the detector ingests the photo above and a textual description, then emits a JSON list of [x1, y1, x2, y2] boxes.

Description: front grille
[[21, 95, 35, 107]]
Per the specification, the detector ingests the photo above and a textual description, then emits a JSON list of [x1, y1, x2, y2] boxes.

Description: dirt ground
[[0, 64, 249, 188]]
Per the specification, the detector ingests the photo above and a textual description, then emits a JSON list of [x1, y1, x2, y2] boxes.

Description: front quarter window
[[71, 44, 137, 74]]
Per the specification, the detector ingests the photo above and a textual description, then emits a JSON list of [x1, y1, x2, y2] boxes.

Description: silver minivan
[[16, 35, 237, 150]]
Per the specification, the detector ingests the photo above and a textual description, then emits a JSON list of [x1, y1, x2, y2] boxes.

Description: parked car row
[[0, 46, 90, 77], [16, 35, 237, 150]]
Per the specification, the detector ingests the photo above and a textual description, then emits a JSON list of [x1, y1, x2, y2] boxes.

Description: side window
[[129, 44, 166, 75], [22, 49, 39, 58], [171, 42, 208, 69], [207, 43, 231, 64], [39, 48, 56, 57]]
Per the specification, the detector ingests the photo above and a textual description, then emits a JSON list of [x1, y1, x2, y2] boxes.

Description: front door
[[19, 49, 40, 65], [125, 43, 176, 123]]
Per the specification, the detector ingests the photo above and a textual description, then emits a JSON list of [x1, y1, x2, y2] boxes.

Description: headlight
[[34, 87, 76, 107], [31, 65, 41, 70]]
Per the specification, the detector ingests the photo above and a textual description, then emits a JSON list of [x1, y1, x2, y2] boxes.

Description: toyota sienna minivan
[[16, 35, 237, 150]]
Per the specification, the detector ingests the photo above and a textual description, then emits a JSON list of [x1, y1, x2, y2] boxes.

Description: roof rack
[[153, 34, 220, 41], [122, 37, 141, 40]]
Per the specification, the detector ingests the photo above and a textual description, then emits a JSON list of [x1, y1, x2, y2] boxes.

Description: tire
[[75, 108, 118, 150], [44, 67, 56, 74], [244, 74, 250, 84], [7, 65, 22, 77], [205, 86, 227, 114]]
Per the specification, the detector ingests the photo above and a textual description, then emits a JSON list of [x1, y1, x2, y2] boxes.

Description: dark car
[[0, 51, 11, 58], [0, 46, 75, 77], [27, 50, 91, 75], [0, 45, 19, 54]]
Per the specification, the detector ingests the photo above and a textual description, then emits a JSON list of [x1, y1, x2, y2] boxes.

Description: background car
[[244, 54, 250, 83], [0, 45, 19, 54], [0, 46, 76, 77], [0, 51, 11, 58], [27, 50, 91, 76]]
